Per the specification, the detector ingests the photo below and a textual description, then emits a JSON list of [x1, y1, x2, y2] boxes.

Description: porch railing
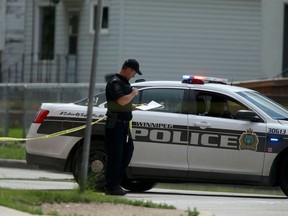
[[0, 53, 78, 83]]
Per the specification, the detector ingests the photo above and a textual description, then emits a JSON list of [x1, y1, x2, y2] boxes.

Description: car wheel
[[72, 143, 107, 192], [280, 156, 288, 197], [121, 176, 155, 192]]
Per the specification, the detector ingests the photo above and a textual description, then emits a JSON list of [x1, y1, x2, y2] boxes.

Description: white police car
[[26, 76, 288, 195]]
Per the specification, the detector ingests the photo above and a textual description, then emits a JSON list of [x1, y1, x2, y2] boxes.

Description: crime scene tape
[[0, 116, 107, 142]]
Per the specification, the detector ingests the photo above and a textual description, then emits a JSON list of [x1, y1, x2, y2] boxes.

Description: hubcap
[[91, 160, 104, 173]]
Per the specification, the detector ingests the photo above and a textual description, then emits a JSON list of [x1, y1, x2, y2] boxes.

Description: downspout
[[117, 0, 124, 68], [0, 0, 7, 82]]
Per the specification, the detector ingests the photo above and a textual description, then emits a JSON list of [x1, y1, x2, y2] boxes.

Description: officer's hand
[[132, 87, 139, 96]]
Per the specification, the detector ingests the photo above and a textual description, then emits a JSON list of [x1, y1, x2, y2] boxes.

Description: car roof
[[132, 80, 254, 94]]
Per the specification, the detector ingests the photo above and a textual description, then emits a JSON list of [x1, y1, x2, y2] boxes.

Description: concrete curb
[[0, 159, 38, 170]]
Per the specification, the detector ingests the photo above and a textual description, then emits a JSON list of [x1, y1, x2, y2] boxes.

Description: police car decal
[[268, 128, 287, 134], [59, 111, 105, 118], [132, 122, 266, 152], [239, 128, 259, 151]]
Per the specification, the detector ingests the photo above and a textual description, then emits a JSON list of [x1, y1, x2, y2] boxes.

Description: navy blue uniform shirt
[[105, 74, 133, 120]]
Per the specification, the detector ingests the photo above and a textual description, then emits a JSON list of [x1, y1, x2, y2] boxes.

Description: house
[[1, 0, 288, 83]]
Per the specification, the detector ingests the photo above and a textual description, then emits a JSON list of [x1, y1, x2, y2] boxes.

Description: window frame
[[133, 87, 187, 114], [33, 3, 56, 62], [90, 3, 109, 35], [193, 90, 249, 119]]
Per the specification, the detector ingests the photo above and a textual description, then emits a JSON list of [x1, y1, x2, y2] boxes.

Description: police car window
[[74, 92, 106, 107], [195, 91, 248, 119], [238, 91, 288, 120], [134, 88, 185, 113]]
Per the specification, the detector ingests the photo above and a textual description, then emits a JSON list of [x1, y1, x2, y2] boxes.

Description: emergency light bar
[[182, 75, 228, 85]]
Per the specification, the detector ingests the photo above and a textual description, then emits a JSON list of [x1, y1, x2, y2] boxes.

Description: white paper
[[136, 100, 162, 111]]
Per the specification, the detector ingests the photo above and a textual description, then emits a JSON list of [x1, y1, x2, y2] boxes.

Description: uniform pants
[[105, 120, 134, 189]]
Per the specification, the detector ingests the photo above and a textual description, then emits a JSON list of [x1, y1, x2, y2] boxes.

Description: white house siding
[[261, 0, 287, 79], [0, 0, 6, 51], [1, 0, 25, 81], [22, 0, 285, 83], [76, 0, 120, 83], [121, 0, 262, 82]]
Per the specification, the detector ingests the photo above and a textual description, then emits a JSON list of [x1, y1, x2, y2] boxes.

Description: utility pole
[[80, 0, 103, 192]]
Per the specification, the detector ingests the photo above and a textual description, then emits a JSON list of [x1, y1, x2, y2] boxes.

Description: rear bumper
[[26, 152, 67, 172]]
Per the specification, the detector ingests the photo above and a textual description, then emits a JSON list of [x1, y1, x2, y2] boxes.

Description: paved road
[[0, 166, 287, 216], [0, 166, 77, 190], [127, 188, 287, 216]]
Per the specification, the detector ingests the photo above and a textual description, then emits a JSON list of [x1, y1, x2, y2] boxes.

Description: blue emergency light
[[267, 135, 281, 143]]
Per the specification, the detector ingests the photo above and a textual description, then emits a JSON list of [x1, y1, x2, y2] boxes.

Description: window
[[68, 12, 79, 55], [74, 92, 106, 107], [134, 88, 185, 113], [194, 91, 248, 119], [91, 4, 109, 34], [238, 91, 288, 120], [38, 6, 55, 60]]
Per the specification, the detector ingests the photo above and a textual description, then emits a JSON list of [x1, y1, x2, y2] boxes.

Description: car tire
[[121, 176, 155, 192], [280, 156, 288, 197], [72, 141, 107, 192]]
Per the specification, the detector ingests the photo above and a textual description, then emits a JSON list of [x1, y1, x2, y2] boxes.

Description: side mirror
[[135, 79, 146, 83], [236, 110, 264, 122]]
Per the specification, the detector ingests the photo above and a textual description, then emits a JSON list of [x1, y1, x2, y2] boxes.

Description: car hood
[[278, 120, 288, 125]]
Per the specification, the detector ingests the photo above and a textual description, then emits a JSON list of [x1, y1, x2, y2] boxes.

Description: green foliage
[[0, 127, 24, 138], [8, 128, 24, 138], [187, 207, 199, 216]]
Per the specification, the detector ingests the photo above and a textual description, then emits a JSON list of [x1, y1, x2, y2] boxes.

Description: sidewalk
[[0, 206, 34, 216], [0, 159, 58, 216]]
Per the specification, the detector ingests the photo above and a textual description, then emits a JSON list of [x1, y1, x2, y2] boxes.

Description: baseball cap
[[122, 59, 142, 75]]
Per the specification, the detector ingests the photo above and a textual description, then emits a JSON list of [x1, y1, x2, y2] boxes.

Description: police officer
[[104, 59, 142, 195]]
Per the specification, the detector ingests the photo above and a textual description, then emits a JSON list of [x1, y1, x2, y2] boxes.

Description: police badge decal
[[239, 128, 259, 151]]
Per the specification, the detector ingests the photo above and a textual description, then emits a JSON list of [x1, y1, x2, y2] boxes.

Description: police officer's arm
[[117, 87, 139, 106]]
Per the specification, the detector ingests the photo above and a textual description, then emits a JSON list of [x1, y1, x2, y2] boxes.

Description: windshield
[[237, 91, 288, 120], [74, 92, 106, 107]]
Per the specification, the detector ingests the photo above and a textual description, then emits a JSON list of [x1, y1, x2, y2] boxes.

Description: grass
[[0, 127, 24, 138], [7, 128, 24, 138], [0, 143, 26, 160], [0, 188, 175, 215], [0, 127, 26, 160]]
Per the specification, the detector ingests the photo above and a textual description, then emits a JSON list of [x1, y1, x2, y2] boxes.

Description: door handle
[[193, 121, 211, 129]]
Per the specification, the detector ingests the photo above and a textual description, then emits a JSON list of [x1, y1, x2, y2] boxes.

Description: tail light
[[33, 109, 49, 123]]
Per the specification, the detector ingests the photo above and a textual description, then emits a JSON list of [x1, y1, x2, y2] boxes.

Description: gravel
[[42, 202, 189, 216]]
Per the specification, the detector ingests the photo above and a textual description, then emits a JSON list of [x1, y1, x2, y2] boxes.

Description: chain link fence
[[0, 83, 106, 138]]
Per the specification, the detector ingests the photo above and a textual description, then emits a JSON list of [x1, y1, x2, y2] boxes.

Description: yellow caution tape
[[0, 116, 107, 142], [129, 120, 132, 130]]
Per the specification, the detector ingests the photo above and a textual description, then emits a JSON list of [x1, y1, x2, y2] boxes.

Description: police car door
[[187, 90, 266, 181], [130, 87, 189, 178]]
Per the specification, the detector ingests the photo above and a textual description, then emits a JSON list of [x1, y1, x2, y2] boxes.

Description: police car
[[26, 75, 288, 196]]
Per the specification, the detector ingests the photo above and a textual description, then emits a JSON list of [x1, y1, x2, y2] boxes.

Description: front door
[[130, 87, 189, 178], [187, 90, 266, 181]]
